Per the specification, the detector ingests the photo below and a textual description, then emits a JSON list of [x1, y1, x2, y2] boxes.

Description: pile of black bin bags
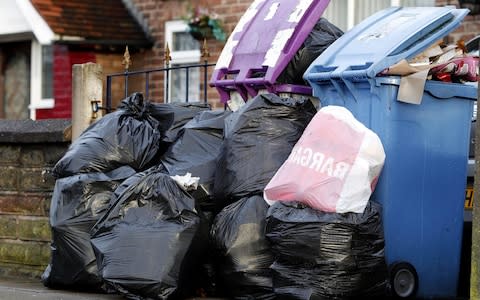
[[43, 92, 389, 299]]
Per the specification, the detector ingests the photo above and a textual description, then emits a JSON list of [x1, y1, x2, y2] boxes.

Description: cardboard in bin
[[210, 0, 330, 104], [304, 6, 469, 101]]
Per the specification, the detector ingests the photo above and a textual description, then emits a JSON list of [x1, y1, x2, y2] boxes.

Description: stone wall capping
[[0, 120, 72, 143]]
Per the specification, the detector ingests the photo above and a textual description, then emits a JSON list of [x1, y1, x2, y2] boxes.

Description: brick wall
[[436, 0, 480, 43], [0, 120, 70, 278], [96, 52, 127, 109], [127, 0, 251, 109], [96, 51, 155, 109]]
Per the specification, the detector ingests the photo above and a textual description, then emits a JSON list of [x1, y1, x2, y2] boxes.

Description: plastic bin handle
[[424, 82, 478, 100]]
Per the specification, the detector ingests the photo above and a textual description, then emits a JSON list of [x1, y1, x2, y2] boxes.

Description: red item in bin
[[431, 56, 478, 82]]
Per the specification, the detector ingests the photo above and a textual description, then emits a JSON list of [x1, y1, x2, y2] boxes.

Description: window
[[323, 0, 436, 31], [165, 20, 201, 103], [1, 42, 30, 119], [30, 39, 54, 118], [41, 44, 53, 99]]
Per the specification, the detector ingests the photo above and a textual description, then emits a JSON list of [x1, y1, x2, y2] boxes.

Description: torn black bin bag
[[211, 195, 275, 300], [213, 93, 316, 207], [42, 166, 136, 289], [90, 168, 208, 300], [266, 201, 388, 300], [278, 18, 343, 85], [52, 93, 161, 179], [160, 110, 231, 210]]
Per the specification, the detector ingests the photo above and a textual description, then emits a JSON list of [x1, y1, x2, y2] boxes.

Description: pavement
[[0, 277, 225, 300], [0, 276, 471, 300], [0, 277, 123, 300]]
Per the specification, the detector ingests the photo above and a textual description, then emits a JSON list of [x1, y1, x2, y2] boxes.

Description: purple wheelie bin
[[210, 0, 331, 106]]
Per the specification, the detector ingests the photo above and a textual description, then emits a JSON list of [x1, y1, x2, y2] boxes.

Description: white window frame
[[29, 39, 54, 119], [164, 20, 201, 103], [15, 0, 55, 119]]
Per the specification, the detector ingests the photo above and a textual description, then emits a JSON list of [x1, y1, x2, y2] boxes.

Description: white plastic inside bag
[[171, 173, 200, 191]]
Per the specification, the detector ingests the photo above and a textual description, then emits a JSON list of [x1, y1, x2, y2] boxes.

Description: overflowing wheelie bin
[[304, 6, 476, 299], [210, 0, 333, 106]]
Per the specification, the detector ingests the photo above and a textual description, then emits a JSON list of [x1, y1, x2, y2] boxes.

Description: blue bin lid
[[304, 6, 469, 83], [211, 0, 331, 103]]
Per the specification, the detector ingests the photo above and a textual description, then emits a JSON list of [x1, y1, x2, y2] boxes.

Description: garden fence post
[[71, 62, 103, 140]]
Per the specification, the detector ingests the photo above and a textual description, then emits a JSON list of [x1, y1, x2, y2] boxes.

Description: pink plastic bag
[[264, 106, 385, 213]]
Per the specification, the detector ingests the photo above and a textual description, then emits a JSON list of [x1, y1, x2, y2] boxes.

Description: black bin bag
[[151, 102, 211, 161], [278, 17, 343, 85], [52, 93, 161, 179], [90, 167, 208, 300], [160, 110, 231, 211], [162, 102, 211, 144], [148, 102, 175, 137], [266, 201, 388, 300], [42, 165, 136, 289], [213, 93, 316, 207], [211, 195, 275, 299]]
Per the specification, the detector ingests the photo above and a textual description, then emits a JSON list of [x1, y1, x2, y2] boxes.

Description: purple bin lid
[[210, 0, 331, 103]]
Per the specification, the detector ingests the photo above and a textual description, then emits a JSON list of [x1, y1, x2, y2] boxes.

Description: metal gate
[[104, 45, 215, 111]]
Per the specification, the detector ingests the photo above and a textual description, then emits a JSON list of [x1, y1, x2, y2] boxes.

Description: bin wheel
[[390, 262, 418, 298]]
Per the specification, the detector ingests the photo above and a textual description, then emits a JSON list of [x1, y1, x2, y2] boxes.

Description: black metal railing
[[105, 44, 215, 111], [105, 62, 216, 111]]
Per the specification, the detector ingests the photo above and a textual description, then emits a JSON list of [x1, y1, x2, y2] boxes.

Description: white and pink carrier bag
[[264, 106, 385, 213]]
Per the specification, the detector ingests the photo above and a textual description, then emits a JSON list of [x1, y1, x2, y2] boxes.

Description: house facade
[[0, 0, 478, 119], [0, 0, 151, 120]]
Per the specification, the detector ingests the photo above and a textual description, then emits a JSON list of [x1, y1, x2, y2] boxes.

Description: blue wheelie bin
[[304, 6, 475, 299]]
